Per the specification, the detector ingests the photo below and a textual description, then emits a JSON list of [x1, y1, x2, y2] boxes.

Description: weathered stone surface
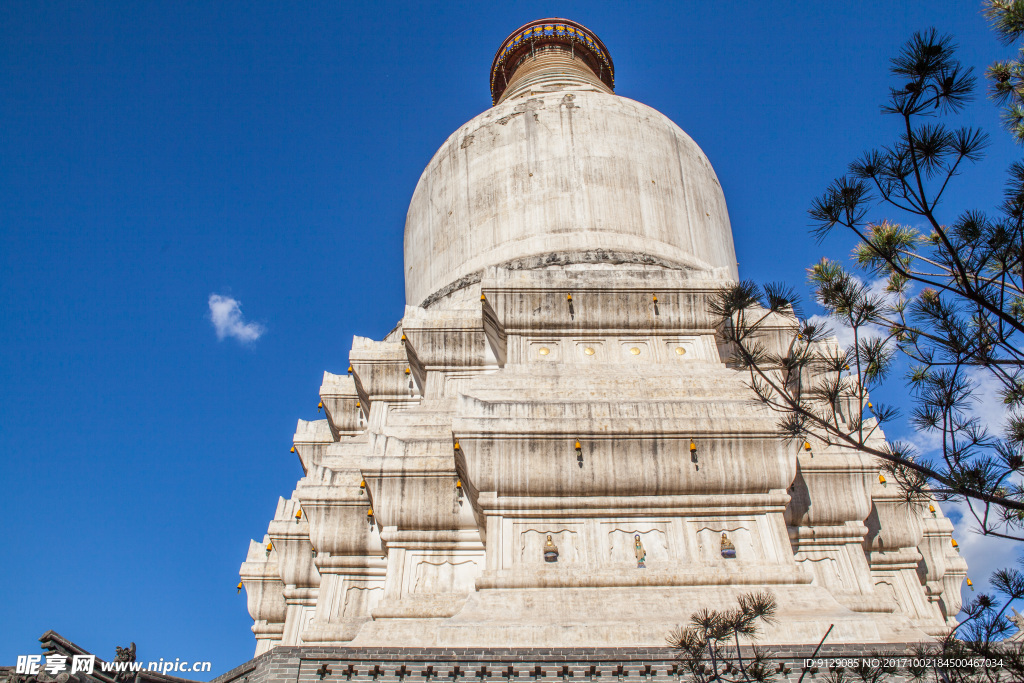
[[403, 90, 738, 308]]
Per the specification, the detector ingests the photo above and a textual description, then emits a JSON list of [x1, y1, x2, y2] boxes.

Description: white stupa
[[239, 18, 965, 653]]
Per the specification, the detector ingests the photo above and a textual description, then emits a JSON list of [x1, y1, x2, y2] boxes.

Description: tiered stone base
[[351, 585, 926, 647]]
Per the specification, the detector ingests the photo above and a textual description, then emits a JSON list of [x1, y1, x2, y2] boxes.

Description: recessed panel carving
[[607, 527, 668, 566], [520, 529, 579, 564], [340, 585, 384, 618], [696, 526, 752, 562], [797, 557, 846, 590], [620, 340, 650, 361], [529, 340, 560, 361], [412, 560, 479, 594]]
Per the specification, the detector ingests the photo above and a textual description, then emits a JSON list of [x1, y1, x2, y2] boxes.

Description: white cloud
[[807, 276, 892, 351], [807, 313, 856, 350], [967, 366, 1009, 437], [906, 368, 1020, 610], [808, 277, 1023, 608], [947, 499, 1021, 605], [208, 294, 265, 343]]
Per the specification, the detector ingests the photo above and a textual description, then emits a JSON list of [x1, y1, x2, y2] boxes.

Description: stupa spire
[[490, 19, 614, 104]]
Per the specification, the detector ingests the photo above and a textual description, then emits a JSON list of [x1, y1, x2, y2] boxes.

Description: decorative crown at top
[[490, 18, 614, 104]]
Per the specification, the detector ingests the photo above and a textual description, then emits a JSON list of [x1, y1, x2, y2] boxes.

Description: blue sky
[[1, 1, 1020, 673]]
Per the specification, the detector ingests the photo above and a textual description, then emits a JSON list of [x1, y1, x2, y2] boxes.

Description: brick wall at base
[[212, 644, 974, 683]]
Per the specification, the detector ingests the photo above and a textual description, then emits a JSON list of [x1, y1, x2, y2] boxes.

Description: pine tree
[[711, 7, 1024, 673]]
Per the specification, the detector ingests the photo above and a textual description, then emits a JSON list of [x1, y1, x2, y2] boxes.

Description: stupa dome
[[403, 19, 739, 308]]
